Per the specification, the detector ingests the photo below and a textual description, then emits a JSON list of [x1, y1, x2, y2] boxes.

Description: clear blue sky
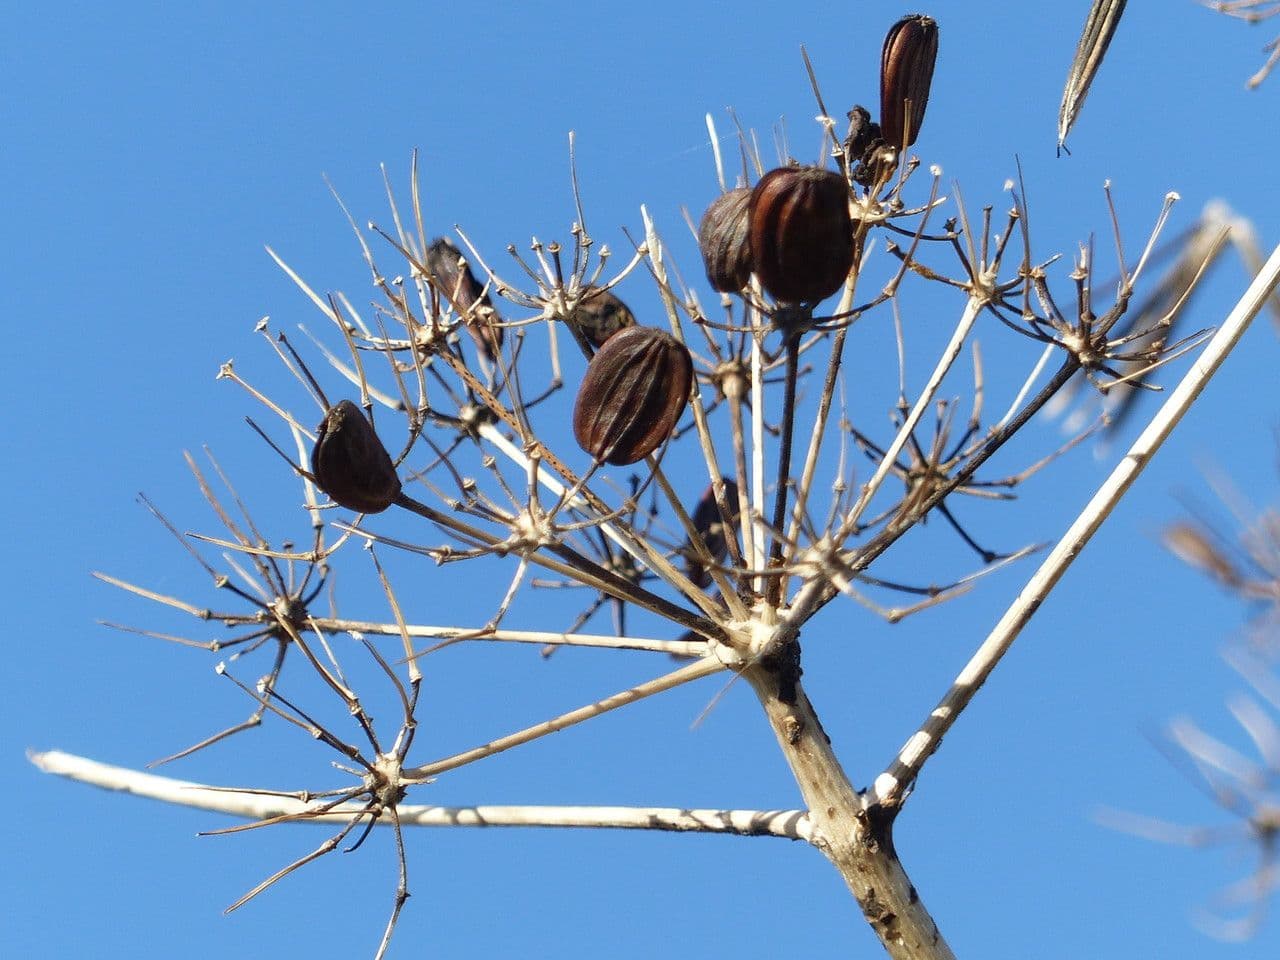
[[6, 2, 1280, 957]]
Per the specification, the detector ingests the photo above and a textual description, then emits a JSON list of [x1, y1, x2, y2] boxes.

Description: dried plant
[[28, 12, 1280, 960], [1203, 0, 1280, 87]]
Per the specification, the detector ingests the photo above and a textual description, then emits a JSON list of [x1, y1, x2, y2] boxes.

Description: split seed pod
[[684, 480, 741, 588], [425, 237, 503, 361], [880, 14, 939, 150], [747, 166, 854, 305], [311, 400, 402, 513], [572, 325, 693, 466], [571, 286, 636, 348], [698, 188, 753, 293]]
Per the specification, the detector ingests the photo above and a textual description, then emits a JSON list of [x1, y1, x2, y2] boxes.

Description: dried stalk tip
[[1058, 0, 1127, 152], [748, 166, 855, 305], [571, 285, 637, 347], [311, 400, 402, 513], [572, 325, 694, 466], [880, 14, 939, 151], [425, 236, 504, 361], [698, 188, 753, 293]]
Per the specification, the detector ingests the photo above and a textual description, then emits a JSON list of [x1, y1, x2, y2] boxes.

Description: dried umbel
[[425, 236, 504, 361], [748, 166, 855, 305], [571, 285, 636, 348], [698, 188, 753, 293], [572, 325, 694, 466], [311, 400, 402, 513], [684, 480, 740, 588], [880, 14, 939, 150]]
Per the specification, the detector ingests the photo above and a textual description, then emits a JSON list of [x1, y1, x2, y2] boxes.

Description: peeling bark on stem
[[745, 667, 955, 960]]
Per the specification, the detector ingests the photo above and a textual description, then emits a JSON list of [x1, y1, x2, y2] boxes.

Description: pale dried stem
[[29, 750, 808, 839], [745, 671, 955, 960], [403, 656, 725, 780], [872, 242, 1280, 810]]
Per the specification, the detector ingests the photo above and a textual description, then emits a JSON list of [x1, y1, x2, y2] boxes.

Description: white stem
[[872, 242, 1280, 808], [28, 751, 810, 840], [839, 295, 983, 538]]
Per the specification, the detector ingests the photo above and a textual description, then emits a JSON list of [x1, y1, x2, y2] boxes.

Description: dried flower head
[[698, 187, 753, 293], [880, 14, 939, 150]]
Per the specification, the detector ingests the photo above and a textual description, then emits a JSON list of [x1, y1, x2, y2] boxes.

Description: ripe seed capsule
[[880, 14, 939, 150], [684, 479, 741, 588], [571, 286, 636, 348], [698, 188, 753, 293], [747, 166, 854, 305], [310, 400, 402, 513], [572, 325, 694, 466]]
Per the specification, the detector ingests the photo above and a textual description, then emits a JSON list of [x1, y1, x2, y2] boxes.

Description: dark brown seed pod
[[684, 479, 740, 588], [571, 285, 636, 348], [880, 14, 939, 150], [698, 188, 753, 293], [311, 400, 402, 513], [747, 166, 854, 305], [425, 236, 503, 362], [572, 325, 693, 466]]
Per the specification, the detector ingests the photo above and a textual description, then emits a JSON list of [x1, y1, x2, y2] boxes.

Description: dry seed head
[[572, 325, 694, 466], [311, 400, 402, 513], [747, 166, 855, 304], [685, 479, 741, 588], [880, 14, 939, 150], [698, 187, 754, 293]]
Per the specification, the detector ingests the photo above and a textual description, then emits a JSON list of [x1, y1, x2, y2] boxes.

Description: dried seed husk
[[748, 166, 854, 305], [698, 188, 753, 293], [311, 400, 402, 513], [1058, 0, 1127, 153], [572, 325, 693, 466], [880, 14, 939, 151], [425, 236, 504, 361], [684, 479, 741, 588], [571, 286, 636, 348]]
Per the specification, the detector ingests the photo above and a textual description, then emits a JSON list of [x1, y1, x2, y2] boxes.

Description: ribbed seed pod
[[880, 14, 939, 150], [425, 237, 503, 362], [311, 400, 402, 513], [572, 325, 693, 466], [747, 166, 854, 304], [698, 188, 753, 293], [684, 479, 741, 588], [571, 286, 636, 348]]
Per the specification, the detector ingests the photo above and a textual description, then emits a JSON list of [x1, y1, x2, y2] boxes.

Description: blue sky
[[6, 2, 1280, 957]]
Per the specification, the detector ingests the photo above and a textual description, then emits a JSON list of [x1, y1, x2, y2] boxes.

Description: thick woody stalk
[[746, 669, 954, 960]]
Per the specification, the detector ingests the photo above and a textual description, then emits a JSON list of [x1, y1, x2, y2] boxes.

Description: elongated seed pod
[[425, 236, 504, 361], [311, 400, 401, 513], [572, 326, 693, 466], [748, 166, 854, 304], [698, 188, 753, 293], [880, 14, 939, 150], [684, 479, 741, 588]]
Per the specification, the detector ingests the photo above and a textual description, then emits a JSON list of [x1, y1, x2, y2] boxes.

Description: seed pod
[[684, 480, 740, 588], [571, 286, 636, 348], [311, 400, 401, 513], [880, 14, 939, 150], [425, 237, 503, 361], [698, 188, 753, 293], [747, 166, 854, 304], [572, 325, 693, 466]]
